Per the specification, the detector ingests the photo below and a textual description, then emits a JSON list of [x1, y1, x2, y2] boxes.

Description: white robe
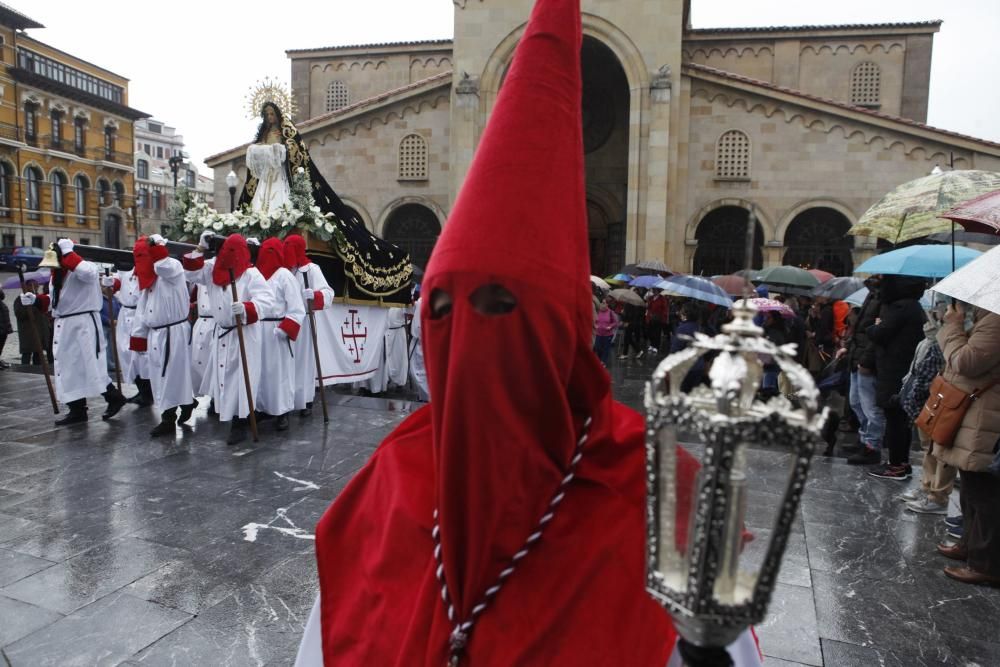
[[408, 298, 429, 401], [49, 258, 111, 403], [247, 143, 290, 213], [368, 307, 408, 393], [190, 276, 216, 395], [290, 263, 335, 410], [255, 268, 306, 416], [114, 269, 147, 383], [130, 258, 194, 412], [185, 257, 275, 422]]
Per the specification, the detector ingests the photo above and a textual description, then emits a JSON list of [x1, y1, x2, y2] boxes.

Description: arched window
[[50, 171, 66, 218], [98, 178, 111, 206], [715, 130, 751, 180], [137, 159, 148, 179], [383, 203, 441, 270], [25, 166, 43, 215], [398, 134, 429, 181], [850, 62, 881, 107], [74, 175, 89, 216], [0, 162, 10, 215], [137, 186, 147, 209], [113, 181, 125, 206], [325, 80, 349, 112]]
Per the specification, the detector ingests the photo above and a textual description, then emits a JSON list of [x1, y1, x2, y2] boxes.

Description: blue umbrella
[[629, 275, 665, 289], [844, 286, 936, 310], [655, 275, 732, 308], [854, 244, 981, 278]]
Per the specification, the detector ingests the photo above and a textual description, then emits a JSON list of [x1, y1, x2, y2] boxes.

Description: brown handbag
[[915, 375, 999, 448]]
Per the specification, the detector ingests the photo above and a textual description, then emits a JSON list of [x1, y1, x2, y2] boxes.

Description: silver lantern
[[644, 300, 826, 662]]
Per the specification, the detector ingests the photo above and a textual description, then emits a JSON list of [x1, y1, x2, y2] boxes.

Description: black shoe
[[136, 379, 155, 407], [55, 409, 88, 426], [126, 392, 142, 405], [298, 406, 312, 417], [275, 413, 289, 431], [227, 419, 247, 446], [102, 386, 127, 421], [208, 399, 217, 416], [177, 400, 198, 425], [150, 418, 176, 437], [847, 447, 880, 465]]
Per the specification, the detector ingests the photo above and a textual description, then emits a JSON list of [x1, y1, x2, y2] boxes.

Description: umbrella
[[845, 286, 936, 311], [931, 244, 1000, 316], [740, 297, 795, 319], [849, 170, 1000, 244], [752, 266, 820, 289], [926, 230, 1000, 246], [606, 273, 633, 286], [629, 275, 665, 289], [807, 269, 835, 284], [712, 274, 753, 297], [854, 244, 981, 278], [655, 275, 732, 308], [590, 275, 611, 292], [810, 276, 864, 300], [1, 269, 50, 289], [608, 288, 644, 306], [621, 264, 659, 277], [941, 189, 1000, 235], [636, 258, 671, 274]]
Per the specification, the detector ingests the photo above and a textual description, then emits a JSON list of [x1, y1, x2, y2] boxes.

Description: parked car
[[0, 246, 45, 272]]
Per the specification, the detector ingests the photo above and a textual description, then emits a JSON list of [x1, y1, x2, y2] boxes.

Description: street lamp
[[168, 154, 184, 189], [645, 301, 826, 666], [226, 170, 238, 212]]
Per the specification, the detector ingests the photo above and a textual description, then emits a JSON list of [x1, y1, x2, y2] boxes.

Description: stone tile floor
[[0, 351, 996, 666]]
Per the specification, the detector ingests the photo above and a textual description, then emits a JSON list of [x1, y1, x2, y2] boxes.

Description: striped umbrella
[[655, 275, 732, 308]]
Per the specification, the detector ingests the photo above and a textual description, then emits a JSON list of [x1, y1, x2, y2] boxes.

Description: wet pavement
[[0, 351, 997, 665]]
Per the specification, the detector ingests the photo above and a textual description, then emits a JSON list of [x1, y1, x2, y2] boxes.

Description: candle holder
[[645, 300, 826, 663]]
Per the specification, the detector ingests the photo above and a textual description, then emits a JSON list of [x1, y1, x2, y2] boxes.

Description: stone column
[[449, 73, 480, 213], [641, 66, 672, 263]]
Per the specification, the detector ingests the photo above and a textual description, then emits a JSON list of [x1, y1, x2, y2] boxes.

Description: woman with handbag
[[930, 302, 1000, 586]]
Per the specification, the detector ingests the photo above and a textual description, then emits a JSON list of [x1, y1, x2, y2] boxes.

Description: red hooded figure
[[284, 234, 311, 269], [311, 0, 698, 664], [212, 234, 252, 287], [256, 237, 285, 280]]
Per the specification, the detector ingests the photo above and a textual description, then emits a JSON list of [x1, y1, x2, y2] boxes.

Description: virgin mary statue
[[237, 100, 412, 304]]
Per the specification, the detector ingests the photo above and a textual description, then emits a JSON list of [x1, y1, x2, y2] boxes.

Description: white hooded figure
[[408, 296, 429, 401], [367, 307, 409, 394]]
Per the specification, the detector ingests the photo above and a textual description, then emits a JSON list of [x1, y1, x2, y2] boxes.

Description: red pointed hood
[[420, 0, 609, 632], [213, 234, 252, 286], [256, 237, 285, 280], [284, 234, 311, 269], [132, 236, 156, 290]]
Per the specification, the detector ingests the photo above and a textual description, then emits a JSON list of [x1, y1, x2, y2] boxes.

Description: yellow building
[[0, 4, 148, 252]]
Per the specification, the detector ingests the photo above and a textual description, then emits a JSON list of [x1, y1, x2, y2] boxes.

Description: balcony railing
[[0, 122, 21, 142]]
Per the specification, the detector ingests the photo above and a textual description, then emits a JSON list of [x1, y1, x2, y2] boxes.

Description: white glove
[[57, 238, 74, 255], [198, 230, 214, 249], [303, 288, 314, 302], [149, 234, 167, 246], [20, 293, 36, 306], [231, 301, 246, 318], [246, 237, 261, 247], [100, 275, 116, 288], [273, 327, 288, 340]]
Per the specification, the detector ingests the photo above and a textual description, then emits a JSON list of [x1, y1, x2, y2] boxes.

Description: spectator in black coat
[[866, 275, 928, 480]]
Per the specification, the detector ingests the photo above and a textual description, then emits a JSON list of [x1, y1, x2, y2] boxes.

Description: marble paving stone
[[943, 635, 1000, 667], [0, 548, 55, 587], [0, 514, 47, 546], [0, 593, 63, 647], [742, 528, 811, 588], [2, 537, 186, 614], [3, 590, 190, 667], [804, 521, 914, 584], [760, 659, 810, 667], [0, 442, 44, 462], [757, 583, 823, 666], [0, 479, 149, 525], [820, 638, 948, 667]]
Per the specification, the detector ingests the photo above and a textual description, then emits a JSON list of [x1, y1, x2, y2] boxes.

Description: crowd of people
[[594, 272, 1000, 588]]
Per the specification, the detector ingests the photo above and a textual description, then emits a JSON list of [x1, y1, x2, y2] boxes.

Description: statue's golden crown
[[245, 77, 297, 120]]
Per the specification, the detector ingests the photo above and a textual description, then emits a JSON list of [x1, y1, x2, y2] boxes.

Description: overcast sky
[[26, 0, 1000, 176]]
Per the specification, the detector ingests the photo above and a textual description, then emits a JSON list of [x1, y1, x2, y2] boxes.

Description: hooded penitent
[[212, 234, 252, 287], [313, 0, 693, 664], [256, 238, 285, 280], [283, 234, 311, 270], [132, 236, 167, 290]]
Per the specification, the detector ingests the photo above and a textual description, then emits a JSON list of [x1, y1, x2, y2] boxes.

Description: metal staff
[[103, 268, 123, 392], [228, 268, 259, 442], [303, 272, 329, 423], [17, 266, 58, 414]]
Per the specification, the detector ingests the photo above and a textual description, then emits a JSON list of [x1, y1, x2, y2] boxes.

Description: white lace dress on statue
[[246, 142, 290, 214]]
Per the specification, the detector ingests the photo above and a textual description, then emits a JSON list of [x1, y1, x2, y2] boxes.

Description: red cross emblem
[[341, 309, 368, 364]]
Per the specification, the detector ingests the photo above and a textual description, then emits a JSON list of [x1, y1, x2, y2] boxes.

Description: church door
[[382, 203, 441, 271]]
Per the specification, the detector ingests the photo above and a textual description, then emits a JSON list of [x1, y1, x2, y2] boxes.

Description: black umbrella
[[810, 276, 864, 300]]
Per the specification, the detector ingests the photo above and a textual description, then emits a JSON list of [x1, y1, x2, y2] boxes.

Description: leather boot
[[208, 399, 217, 416], [275, 412, 289, 431], [177, 399, 199, 425], [299, 401, 313, 418], [227, 418, 247, 446], [134, 378, 154, 407], [150, 408, 177, 437], [102, 384, 127, 421], [55, 399, 88, 426]]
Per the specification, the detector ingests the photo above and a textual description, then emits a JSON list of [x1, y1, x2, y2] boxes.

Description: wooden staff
[[303, 272, 329, 423], [17, 266, 58, 414], [228, 268, 258, 442], [104, 268, 123, 392]]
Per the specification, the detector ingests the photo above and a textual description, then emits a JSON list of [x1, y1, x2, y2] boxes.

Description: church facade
[[206, 0, 1000, 276]]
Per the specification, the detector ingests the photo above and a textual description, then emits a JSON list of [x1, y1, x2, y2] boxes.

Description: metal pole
[[303, 272, 329, 423]]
